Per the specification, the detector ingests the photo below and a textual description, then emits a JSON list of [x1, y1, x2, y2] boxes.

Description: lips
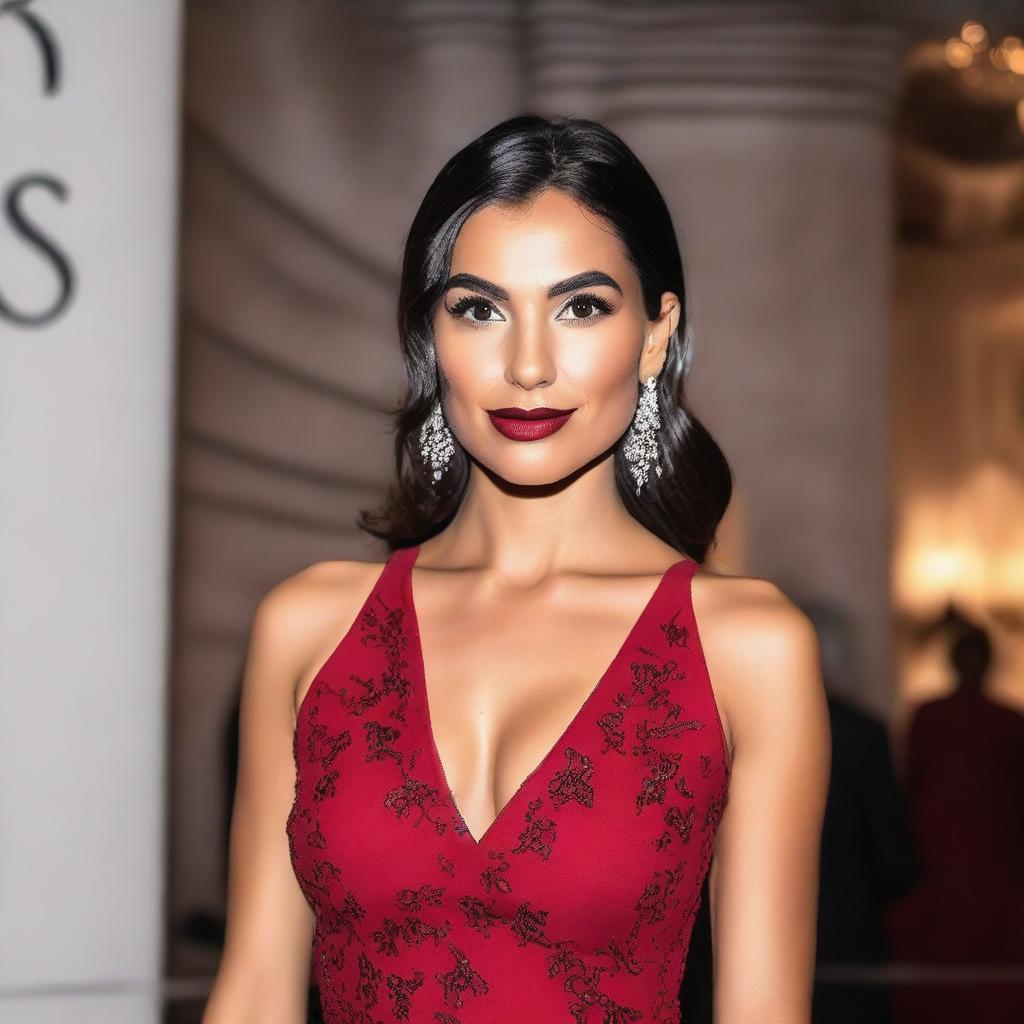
[[486, 406, 576, 442]]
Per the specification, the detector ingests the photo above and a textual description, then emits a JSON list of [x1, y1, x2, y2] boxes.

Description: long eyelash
[[444, 290, 614, 322], [562, 291, 614, 317], [446, 294, 494, 317]]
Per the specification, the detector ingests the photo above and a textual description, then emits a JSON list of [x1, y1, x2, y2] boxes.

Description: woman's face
[[432, 188, 678, 488]]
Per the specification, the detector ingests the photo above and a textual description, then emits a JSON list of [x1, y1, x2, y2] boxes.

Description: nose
[[505, 315, 556, 390]]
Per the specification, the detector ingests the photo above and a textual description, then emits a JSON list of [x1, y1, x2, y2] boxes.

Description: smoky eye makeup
[[557, 291, 615, 323], [444, 294, 505, 323], [443, 290, 616, 326]]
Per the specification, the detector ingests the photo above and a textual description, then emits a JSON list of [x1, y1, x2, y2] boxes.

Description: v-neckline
[[400, 543, 694, 848]]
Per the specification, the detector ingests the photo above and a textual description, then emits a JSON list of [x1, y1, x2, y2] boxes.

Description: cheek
[[433, 328, 503, 400], [561, 331, 636, 401], [559, 326, 642, 430]]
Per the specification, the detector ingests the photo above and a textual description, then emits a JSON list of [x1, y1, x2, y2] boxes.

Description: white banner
[[0, 2, 182, 1022]]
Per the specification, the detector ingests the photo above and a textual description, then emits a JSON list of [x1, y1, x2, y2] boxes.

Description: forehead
[[449, 189, 630, 286]]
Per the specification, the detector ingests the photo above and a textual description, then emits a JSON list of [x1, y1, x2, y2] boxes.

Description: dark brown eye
[[446, 295, 504, 324], [558, 291, 614, 323]]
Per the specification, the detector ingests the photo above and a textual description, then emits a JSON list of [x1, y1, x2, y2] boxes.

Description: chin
[[481, 450, 602, 489]]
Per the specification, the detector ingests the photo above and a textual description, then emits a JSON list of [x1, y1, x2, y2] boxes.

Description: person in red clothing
[[204, 115, 831, 1024], [889, 618, 1024, 1024]]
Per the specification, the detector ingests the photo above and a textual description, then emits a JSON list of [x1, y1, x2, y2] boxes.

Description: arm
[[202, 575, 320, 1024], [699, 576, 831, 1023]]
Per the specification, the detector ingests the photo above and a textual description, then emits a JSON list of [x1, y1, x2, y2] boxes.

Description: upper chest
[[411, 566, 675, 730], [406, 561, 697, 830]]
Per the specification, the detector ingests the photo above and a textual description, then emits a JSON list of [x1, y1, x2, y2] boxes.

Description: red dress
[[287, 544, 731, 1023]]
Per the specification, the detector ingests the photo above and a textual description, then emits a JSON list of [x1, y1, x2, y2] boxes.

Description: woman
[[204, 115, 830, 1024]]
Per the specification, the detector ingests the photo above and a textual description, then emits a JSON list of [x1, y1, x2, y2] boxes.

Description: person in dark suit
[[804, 600, 918, 1024], [888, 618, 1024, 1024]]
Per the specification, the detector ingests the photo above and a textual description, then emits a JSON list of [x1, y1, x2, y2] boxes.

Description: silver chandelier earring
[[419, 400, 455, 484], [622, 374, 663, 496]]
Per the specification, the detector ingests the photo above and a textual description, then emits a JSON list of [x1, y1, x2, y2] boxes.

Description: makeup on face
[[485, 406, 577, 441], [441, 270, 621, 330], [441, 269, 619, 442]]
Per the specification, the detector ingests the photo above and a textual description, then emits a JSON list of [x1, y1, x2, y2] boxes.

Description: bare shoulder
[[255, 557, 387, 635], [691, 567, 824, 760], [252, 557, 390, 715]]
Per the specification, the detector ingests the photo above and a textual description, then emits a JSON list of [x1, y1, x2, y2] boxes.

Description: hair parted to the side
[[356, 114, 732, 564]]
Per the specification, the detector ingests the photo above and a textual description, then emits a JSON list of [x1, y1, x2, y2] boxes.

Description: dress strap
[[372, 543, 417, 604]]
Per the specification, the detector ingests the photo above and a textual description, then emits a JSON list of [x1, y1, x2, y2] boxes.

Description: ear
[[638, 292, 680, 381]]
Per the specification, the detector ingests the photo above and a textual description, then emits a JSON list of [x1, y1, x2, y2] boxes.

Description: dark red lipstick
[[486, 406, 576, 441]]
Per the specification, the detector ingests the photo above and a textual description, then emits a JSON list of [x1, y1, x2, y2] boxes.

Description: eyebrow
[[441, 269, 623, 301]]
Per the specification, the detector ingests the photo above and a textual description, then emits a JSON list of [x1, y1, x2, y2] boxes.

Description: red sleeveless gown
[[287, 544, 731, 1023]]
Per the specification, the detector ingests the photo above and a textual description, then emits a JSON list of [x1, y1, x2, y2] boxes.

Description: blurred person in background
[[800, 601, 918, 1024], [202, 115, 830, 1024], [888, 618, 1024, 1024]]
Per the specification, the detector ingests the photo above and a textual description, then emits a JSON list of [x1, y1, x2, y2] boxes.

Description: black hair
[[951, 623, 992, 684], [357, 114, 732, 563]]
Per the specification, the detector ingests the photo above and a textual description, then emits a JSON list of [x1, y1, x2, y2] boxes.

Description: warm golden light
[[1009, 47, 1024, 74], [945, 37, 975, 68], [991, 547, 1024, 602], [915, 546, 977, 591], [990, 46, 1009, 70], [961, 21, 988, 49], [1003, 35, 1022, 51], [891, 463, 1024, 619]]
